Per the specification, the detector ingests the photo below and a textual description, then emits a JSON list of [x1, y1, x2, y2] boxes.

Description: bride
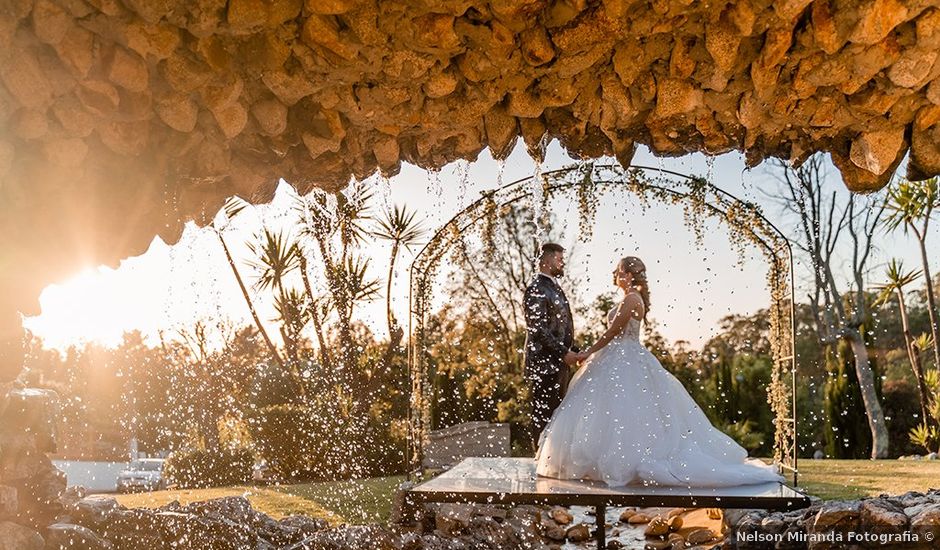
[[535, 256, 784, 487]]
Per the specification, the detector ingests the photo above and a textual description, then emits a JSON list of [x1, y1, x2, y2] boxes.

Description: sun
[[22, 266, 138, 349], [20, 233, 191, 351]]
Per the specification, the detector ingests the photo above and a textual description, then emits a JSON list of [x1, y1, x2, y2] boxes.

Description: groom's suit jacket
[[523, 273, 575, 380]]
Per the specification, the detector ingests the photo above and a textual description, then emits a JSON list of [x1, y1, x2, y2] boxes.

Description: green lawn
[[112, 475, 406, 526], [268, 475, 407, 524], [110, 460, 940, 524], [793, 459, 940, 500]]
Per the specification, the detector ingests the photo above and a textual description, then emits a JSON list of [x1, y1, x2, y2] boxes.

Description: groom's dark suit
[[523, 272, 576, 446]]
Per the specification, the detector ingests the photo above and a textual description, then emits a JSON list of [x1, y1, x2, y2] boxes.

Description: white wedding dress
[[535, 302, 784, 487]]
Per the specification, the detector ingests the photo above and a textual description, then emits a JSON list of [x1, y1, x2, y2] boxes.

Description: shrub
[[163, 447, 254, 488], [246, 403, 322, 480], [882, 378, 926, 457], [247, 397, 406, 481]]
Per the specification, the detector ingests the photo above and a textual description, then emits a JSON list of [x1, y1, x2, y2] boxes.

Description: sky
[[22, 139, 938, 353]]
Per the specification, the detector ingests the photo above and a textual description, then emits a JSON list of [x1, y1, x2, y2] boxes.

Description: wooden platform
[[408, 457, 812, 548]]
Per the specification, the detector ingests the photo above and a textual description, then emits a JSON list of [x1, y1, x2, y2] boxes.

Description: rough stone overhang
[[2, 0, 940, 350]]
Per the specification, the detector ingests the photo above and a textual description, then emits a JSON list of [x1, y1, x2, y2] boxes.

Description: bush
[[882, 378, 926, 457], [163, 447, 254, 488], [246, 403, 323, 480], [247, 397, 406, 481]]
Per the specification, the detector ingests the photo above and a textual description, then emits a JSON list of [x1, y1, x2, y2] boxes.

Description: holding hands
[[564, 350, 591, 366]]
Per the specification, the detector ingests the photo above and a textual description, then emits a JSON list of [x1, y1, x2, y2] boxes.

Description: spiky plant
[[373, 205, 427, 338], [884, 178, 940, 371], [873, 259, 930, 423], [211, 197, 283, 369]]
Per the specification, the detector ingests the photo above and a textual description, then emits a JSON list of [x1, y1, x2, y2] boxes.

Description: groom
[[523, 242, 579, 451]]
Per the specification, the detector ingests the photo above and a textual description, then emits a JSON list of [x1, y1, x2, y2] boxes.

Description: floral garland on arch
[[407, 163, 796, 480]]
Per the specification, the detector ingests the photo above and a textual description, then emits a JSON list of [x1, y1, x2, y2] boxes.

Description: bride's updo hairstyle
[[618, 256, 650, 321]]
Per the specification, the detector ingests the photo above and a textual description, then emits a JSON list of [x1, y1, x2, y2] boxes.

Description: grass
[[111, 475, 406, 526], [268, 475, 407, 524], [110, 460, 940, 524], [793, 459, 940, 500]]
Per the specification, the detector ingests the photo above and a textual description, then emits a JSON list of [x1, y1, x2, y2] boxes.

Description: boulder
[[549, 507, 572, 526], [643, 515, 670, 536], [859, 498, 909, 535], [565, 522, 590, 542], [0, 486, 16, 519], [44, 523, 111, 550], [0, 521, 44, 550], [71, 496, 123, 529], [809, 500, 861, 535], [909, 503, 940, 541]]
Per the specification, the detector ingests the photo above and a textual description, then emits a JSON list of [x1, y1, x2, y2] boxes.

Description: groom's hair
[[539, 243, 564, 261]]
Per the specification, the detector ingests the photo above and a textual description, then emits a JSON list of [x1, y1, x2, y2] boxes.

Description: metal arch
[[407, 164, 799, 485]]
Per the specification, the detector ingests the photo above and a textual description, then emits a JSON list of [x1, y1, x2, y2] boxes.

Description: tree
[[769, 156, 890, 458], [166, 319, 262, 450], [424, 204, 582, 449], [291, 183, 375, 391], [884, 177, 940, 371], [692, 311, 776, 455], [374, 205, 427, 344], [824, 338, 881, 458], [212, 197, 283, 369], [246, 228, 304, 366], [873, 260, 930, 425]]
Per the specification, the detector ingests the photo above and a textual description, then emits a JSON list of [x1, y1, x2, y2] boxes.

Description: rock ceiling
[[2, 0, 940, 370]]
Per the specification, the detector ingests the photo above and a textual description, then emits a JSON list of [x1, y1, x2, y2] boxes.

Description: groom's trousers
[[526, 363, 569, 448]]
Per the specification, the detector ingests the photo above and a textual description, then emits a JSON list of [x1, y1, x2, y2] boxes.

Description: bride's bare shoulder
[[622, 292, 645, 315], [622, 292, 643, 306]]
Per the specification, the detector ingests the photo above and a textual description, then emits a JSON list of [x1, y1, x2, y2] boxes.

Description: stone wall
[[0, 386, 68, 548], [46, 491, 938, 550], [725, 490, 940, 549], [2, 0, 940, 350]]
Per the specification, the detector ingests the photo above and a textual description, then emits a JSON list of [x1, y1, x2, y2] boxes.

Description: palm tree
[[212, 197, 283, 369], [295, 249, 333, 372], [245, 228, 309, 397], [291, 183, 373, 391], [247, 228, 301, 369], [374, 205, 427, 342], [272, 288, 308, 361], [884, 177, 940, 371], [340, 254, 382, 319], [874, 260, 930, 423]]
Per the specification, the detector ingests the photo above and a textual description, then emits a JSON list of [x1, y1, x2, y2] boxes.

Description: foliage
[[22, 161, 940, 489], [884, 177, 939, 233], [247, 378, 407, 481], [422, 202, 569, 450], [883, 177, 940, 387], [246, 403, 329, 480], [873, 259, 932, 426], [718, 420, 766, 453], [908, 423, 938, 454], [823, 339, 882, 458], [908, 370, 940, 454], [163, 446, 254, 489], [243, 321, 408, 480], [770, 155, 890, 459], [374, 204, 427, 337], [881, 379, 926, 457]]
